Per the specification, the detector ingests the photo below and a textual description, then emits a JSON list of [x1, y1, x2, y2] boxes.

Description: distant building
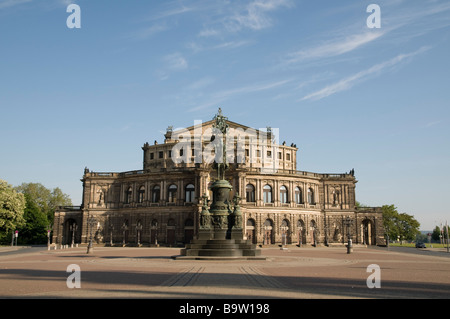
[[53, 111, 385, 247]]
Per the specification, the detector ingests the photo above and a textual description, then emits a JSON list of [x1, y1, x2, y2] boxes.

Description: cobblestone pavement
[[0, 246, 449, 299]]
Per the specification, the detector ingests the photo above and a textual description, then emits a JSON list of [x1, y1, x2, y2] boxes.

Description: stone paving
[[0, 245, 449, 299]]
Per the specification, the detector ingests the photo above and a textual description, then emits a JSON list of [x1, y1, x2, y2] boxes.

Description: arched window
[[125, 187, 132, 204], [280, 185, 288, 203], [295, 186, 302, 204], [263, 184, 272, 203], [246, 184, 255, 202], [138, 186, 145, 203], [168, 184, 177, 203], [152, 185, 160, 203], [167, 218, 176, 227], [308, 187, 315, 204], [185, 184, 195, 203]]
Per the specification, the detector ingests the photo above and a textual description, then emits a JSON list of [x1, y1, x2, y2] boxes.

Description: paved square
[[0, 246, 449, 299]]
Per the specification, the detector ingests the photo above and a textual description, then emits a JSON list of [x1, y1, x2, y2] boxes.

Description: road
[[370, 245, 450, 258]]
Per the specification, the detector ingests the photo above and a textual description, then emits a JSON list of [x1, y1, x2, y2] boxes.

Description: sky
[[1, 0, 449, 231]]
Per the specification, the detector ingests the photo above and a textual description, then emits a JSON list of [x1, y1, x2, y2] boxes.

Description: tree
[[397, 212, 420, 242], [382, 204, 420, 243], [0, 179, 26, 244], [382, 204, 399, 241], [14, 183, 72, 245], [19, 194, 49, 244], [432, 226, 441, 242], [15, 183, 72, 224]]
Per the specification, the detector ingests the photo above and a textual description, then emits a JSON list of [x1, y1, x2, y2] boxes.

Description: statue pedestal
[[177, 219, 264, 260], [176, 167, 264, 260]]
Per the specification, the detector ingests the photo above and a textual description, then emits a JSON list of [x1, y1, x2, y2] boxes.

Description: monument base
[[175, 229, 265, 260]]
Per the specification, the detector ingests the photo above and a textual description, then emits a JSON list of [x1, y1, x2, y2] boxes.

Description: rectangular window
[[150, 153, 154, 160], [159, 151, 163, 158], [168, 150, 172, 158], [286, 153, 290, 161]]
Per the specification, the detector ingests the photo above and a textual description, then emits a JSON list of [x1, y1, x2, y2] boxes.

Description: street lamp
[[86, 215, 96, 254], [323, 219, 329, 247], [136, 222, 143, 246], [280, 224, 288, 249], [109, 223, 114, 246], [47, 224, 52, 250], [298, 226, 303, 248], [121, 222, 128, 247], [343, 216, 353, 254], [69, 223, 78, 248], [385, 224, 390, 251]]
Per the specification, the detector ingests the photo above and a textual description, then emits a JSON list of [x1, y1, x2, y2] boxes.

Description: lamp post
[[155, 221, 158, 246], [344, 216, 353, 254], [136, 222, 143, 246], [298, 226, 303, 247], [446, 220, 449, 253], [86, 215, 96, 254], [263, 225, 269, 245], [121, 222, 128, 247], [109, 223, 114, 246], [280, 224, 288, 249], [69, 223, 78, 248], [47, 224, 52, 250], [385, 224, 390, 251]]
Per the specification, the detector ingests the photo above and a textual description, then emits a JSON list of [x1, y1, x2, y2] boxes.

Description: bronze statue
[[212, 107, 229, 180]]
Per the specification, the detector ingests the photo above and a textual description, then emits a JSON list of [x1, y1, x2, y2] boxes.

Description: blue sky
[[1, 0, 449, 230]]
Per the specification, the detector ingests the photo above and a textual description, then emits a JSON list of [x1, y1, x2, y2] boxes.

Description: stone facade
[[53, 114, 385, 247]]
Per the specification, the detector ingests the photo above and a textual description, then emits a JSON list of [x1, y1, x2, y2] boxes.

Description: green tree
[[382, 204, 420, 243], [432, 226, 441, 242], [0, 179, 26, 244], [18, 194, 49, 244], [382, 204, 399, 241], [397, 212, 420, 242], [15, 183, 72, 224], [14, 183, 72, 245]]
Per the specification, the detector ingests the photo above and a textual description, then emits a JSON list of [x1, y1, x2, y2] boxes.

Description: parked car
[[415, 242, 426, 248]]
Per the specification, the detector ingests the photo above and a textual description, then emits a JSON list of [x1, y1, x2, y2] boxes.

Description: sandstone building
[[53, 111, 385, 247]]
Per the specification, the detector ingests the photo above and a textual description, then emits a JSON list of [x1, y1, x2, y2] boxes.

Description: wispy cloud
[[149, 5, 193, 21], [156, 52, 188, 80], [185, 77, 215, 91], [301, 47, 430, 101], [198, 28, 219, 37], [0, 0, 31, 10], [164, 52, 188, 71], [187, 40, 251, 53], [285, 31, 385, 65], [226, 0, 293, 31], [128, 23, 168, 40], [215, 79, 292, 99], [188, 79, 293, 112], [197, 0, 293, 37]]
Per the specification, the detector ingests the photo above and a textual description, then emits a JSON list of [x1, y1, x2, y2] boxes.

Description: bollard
[[347, 239, 353, 254]]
